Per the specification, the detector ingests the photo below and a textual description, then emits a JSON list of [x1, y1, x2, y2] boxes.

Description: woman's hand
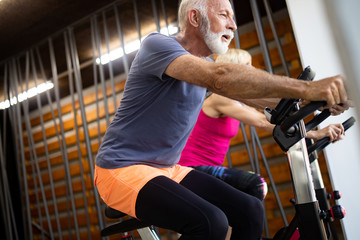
[[307, 123, 345, 142]]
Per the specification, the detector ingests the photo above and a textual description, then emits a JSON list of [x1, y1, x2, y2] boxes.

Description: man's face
[[200, 0, 236, 54]]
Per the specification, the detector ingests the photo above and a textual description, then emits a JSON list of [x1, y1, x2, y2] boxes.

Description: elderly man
[[94, 0, 349, 239]]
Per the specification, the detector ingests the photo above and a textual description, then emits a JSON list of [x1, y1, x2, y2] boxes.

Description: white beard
[[200, 15, 234, 54]]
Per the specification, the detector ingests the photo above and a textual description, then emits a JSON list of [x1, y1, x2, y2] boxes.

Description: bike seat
[[101, 205, 153, 237], [104, 205, 128, 219]]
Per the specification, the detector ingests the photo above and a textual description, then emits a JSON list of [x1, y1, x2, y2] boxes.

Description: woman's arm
[[307, 124, 345, 142], [204, 94, 346, 143], [203, 93, 274, 132]]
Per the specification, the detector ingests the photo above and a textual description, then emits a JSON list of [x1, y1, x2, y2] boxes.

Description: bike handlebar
[[305, 109, 331, 132], [307, 116, 356, 155], [268, 66, 315, 125], [280, 101, 326, 133]]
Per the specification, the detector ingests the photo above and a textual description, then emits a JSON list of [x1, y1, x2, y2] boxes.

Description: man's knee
[[180, 206, 229, 240], [247, 197, 265, 228]]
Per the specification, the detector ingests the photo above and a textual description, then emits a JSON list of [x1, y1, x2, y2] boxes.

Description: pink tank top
[[179, 109, 240, 166]]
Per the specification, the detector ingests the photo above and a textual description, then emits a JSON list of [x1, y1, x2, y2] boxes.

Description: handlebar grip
[[307, 116, 356, 154], [298, 65, 316, 81], [305, 109, 331, 132], [280, 101, 326, 133], [343, 116, 356, 130]]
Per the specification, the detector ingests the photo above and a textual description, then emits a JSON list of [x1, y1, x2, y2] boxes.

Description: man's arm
[[165, 54, 348, 108]]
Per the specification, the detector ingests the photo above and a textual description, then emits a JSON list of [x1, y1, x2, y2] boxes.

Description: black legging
[[135, 170, 264, 240], [192, 165, 267, 201]]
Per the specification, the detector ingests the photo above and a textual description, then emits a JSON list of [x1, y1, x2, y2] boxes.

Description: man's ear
[[188, 9, 201, 27]]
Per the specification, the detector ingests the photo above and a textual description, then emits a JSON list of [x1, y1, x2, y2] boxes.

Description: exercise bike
[[265, 66, 355, 240], [100, 67, 355, 240]]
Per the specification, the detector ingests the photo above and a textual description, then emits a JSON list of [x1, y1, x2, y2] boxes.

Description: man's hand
[[329, 101, 353, 116], [305, 75, 348, 108]]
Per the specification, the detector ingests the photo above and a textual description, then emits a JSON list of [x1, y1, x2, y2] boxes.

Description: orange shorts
[[94, 164, 193, 218]]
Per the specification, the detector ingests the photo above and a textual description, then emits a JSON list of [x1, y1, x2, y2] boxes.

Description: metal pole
[[230, 0, 241, 49], [240, 123, 256, 171], [0, 126, 13, 240], [177, 0, 181, 29], [102, 11, 118, 111], [114, 5, 130, 76], [90, 18, 102, 147], [250, 126, 260, 174], [26, 52, 55, 239], [67, 27, 105, 231], [9, 57, 33, 240], [0, 63, 13, 240], [226, 151, 233, 168], [133, 0, 142, 41], [35, 47, 74, 237], [151, 0, 161, 33], [93, 15, 110, 126], [252, 127, 289, 226], [263, 0, 290, 76], [33, 47, 63, 239], [160, 0, 170, 35], [249, 0, 274, 73], [46, 41, 81, 239], [10, 58, 32, 239], [63, 33, 93, 239]]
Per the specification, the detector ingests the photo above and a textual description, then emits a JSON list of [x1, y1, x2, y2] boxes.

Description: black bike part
[[316, 188, 339, 240], [269, 66, 315, 125], [105, 205, 127, 219], [121, 234, 135, 240], [315, 189, 332, 215], [306, 138, 319, 164], [307, 117, 356, 160], [273, 101, 326, 152], [296, 202, 327, 240], [101, 218, 152, 237], [305, 103, 345, 132], [330, 205, 346, 220], [319, 205, 346, 220], [272, 217, 299, 240], [280, 101, 326, 133], [268, 99, 299, 125], [330, 190, 342, 200], [297, 65, 316, 81], [273, 122, 304, 152], [305, 109, 331, 132]]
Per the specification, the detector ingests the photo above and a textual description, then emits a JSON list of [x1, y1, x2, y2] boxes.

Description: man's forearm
[[207, 63, 308, 101]]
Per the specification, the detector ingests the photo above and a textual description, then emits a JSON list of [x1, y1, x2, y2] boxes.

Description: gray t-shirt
[[95, 33, 207, 169]]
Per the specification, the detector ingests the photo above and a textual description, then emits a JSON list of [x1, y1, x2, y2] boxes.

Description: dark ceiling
[[0, 0, 287, 63], [0, 0, 119, 62]]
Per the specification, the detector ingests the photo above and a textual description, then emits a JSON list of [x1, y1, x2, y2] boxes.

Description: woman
[[179, 48, 345, 201]]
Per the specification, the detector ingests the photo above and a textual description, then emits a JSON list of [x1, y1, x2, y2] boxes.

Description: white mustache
[[221, 30, 234, 42]]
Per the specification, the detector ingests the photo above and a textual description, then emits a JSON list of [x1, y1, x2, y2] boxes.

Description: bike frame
[[286, 138, 328, 239]]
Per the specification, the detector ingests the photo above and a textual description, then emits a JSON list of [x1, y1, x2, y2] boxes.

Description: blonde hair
[[215, 48, 252, 65]]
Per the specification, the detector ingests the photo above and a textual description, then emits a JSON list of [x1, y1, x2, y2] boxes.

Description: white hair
[[178, 0, 208, 30]]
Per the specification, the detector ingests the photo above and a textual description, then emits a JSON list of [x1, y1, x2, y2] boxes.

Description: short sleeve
[[137, 33, 189, 80]]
